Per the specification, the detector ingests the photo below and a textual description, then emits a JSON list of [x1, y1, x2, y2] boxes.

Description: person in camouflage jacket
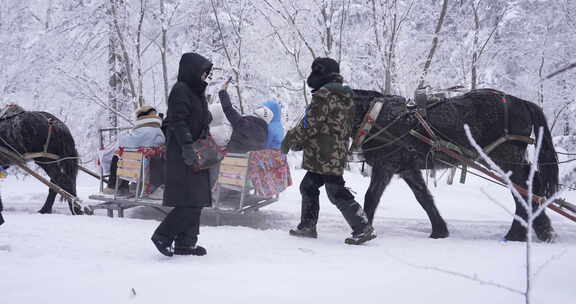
[[282, 81, 353, 176], [282, 57, 376, 245]]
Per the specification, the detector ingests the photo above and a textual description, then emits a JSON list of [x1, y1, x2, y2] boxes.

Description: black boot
[[289, 226, 318, 238], [174, 245, 207, 256], [151, 234, 173, 257], [345, 225, 377, 245], [173, 220, 204, 256], [0, 213, 4, 226]]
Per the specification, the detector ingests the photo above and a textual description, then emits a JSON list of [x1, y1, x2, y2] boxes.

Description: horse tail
[[62, 136, 79, 196], [56, 124, 79, 197], [525, 101, 558, 198]]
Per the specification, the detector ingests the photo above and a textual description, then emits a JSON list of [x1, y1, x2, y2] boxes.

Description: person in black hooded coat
[[151, 52, 213, 257]]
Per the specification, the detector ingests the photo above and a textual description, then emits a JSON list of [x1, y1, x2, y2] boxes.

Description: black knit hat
[[311, 57, 339, 75], [307, 57, 342, 90]]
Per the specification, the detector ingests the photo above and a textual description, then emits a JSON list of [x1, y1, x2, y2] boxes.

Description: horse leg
[[400, 169, 449, 239], [363, 165, 394, 225], [37, 163, 82, 215], [38, 188, 57, 214], [502, 163, 554, 242], [531, 171, 556, 242]]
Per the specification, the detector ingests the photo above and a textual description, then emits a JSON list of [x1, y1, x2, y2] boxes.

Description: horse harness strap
[[351, 101, 384, 152], [43, 117, 56, 154], [410, 110, 535, 184]]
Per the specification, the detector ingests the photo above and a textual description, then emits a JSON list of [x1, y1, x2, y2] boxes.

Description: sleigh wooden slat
[[118, 159, 142, 170], [218, 176, 246, 187], [221, 156, 249, 166], [219, 164, 248, 175], [120, 151, 144, 161]]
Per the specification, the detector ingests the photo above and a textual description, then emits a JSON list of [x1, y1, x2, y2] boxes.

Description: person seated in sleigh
[[100, 106, 166, 198]]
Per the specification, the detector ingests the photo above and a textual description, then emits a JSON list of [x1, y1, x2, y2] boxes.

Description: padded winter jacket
[[282, 82, 354, 176], [218, 90, 268, 153], [119, 119, 165, 148], [262, 100, 284, 149]]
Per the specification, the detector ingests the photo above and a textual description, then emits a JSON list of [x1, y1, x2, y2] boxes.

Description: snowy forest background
[[1, 0, 575, 166]]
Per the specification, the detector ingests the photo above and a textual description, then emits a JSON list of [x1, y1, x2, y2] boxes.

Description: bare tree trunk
[[108, 0, 121, 137], [108, 0, 132, 137], [110, 0, 138, 110], [470, 1, 504, 90], [538, 51, 545, 108], [210, 0, 245, 113], [159, 0, 169, 106], [337, 0, 351, 63], [318, 0, 334, 56], [418, 0, 449, 88], [370, 0, 386, 92], [45, 0, 54, 30], [135, 0, 147, 107], [471, 1, 480, 90], [372, 0, 414, 94], [384, 1, 398, 95]]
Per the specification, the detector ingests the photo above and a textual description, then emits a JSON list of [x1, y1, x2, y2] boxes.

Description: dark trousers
[[107, 155, 128, 190], [298, 171, 369, 234], [108, 155, 165, 190], [153, 207, 202, 248], [148, 158, 165, 189]]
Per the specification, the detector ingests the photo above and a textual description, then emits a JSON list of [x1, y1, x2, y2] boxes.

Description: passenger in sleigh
[[211, 87, 287, 203], [217, 87, 270, 153], [102, 106, 165, 198]]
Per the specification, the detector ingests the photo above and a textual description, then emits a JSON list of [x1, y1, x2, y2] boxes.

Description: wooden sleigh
[[88, 129, 291, 221]]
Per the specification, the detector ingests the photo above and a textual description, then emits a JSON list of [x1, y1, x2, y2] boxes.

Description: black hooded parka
[[162, 53, 213, 207]]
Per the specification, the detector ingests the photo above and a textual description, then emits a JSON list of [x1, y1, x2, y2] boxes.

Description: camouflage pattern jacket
[[283, 82, 354, 176]]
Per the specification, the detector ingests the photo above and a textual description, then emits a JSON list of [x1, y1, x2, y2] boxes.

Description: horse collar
[[351, 101, 384, 151]]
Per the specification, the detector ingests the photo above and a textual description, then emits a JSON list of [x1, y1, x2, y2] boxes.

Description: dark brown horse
[[352, 89, 558, 242], [0, 107, 82, 222]]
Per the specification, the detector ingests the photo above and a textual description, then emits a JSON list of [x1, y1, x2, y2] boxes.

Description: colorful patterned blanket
[[248, 149, 292, 197]]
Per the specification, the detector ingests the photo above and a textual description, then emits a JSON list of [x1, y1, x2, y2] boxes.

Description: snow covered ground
[[1, 166, 575, 303]]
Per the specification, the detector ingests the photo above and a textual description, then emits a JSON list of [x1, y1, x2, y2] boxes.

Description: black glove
[[281, 138, 291, 154], [181, 144, 197, 166], [218, 89, 230, 105]]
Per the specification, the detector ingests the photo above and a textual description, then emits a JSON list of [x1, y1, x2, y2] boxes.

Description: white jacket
[[119, 118, 165, 148], [209, 103, 232, 147], [99, 118, 165, 175]]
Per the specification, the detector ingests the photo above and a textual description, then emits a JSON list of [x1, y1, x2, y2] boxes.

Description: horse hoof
[[38, 209, 52, 214], [504, 231, 527, 242], [83, 207, 94, 216], [536, 227, 557, 243], [430, 230, 449, 239]]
